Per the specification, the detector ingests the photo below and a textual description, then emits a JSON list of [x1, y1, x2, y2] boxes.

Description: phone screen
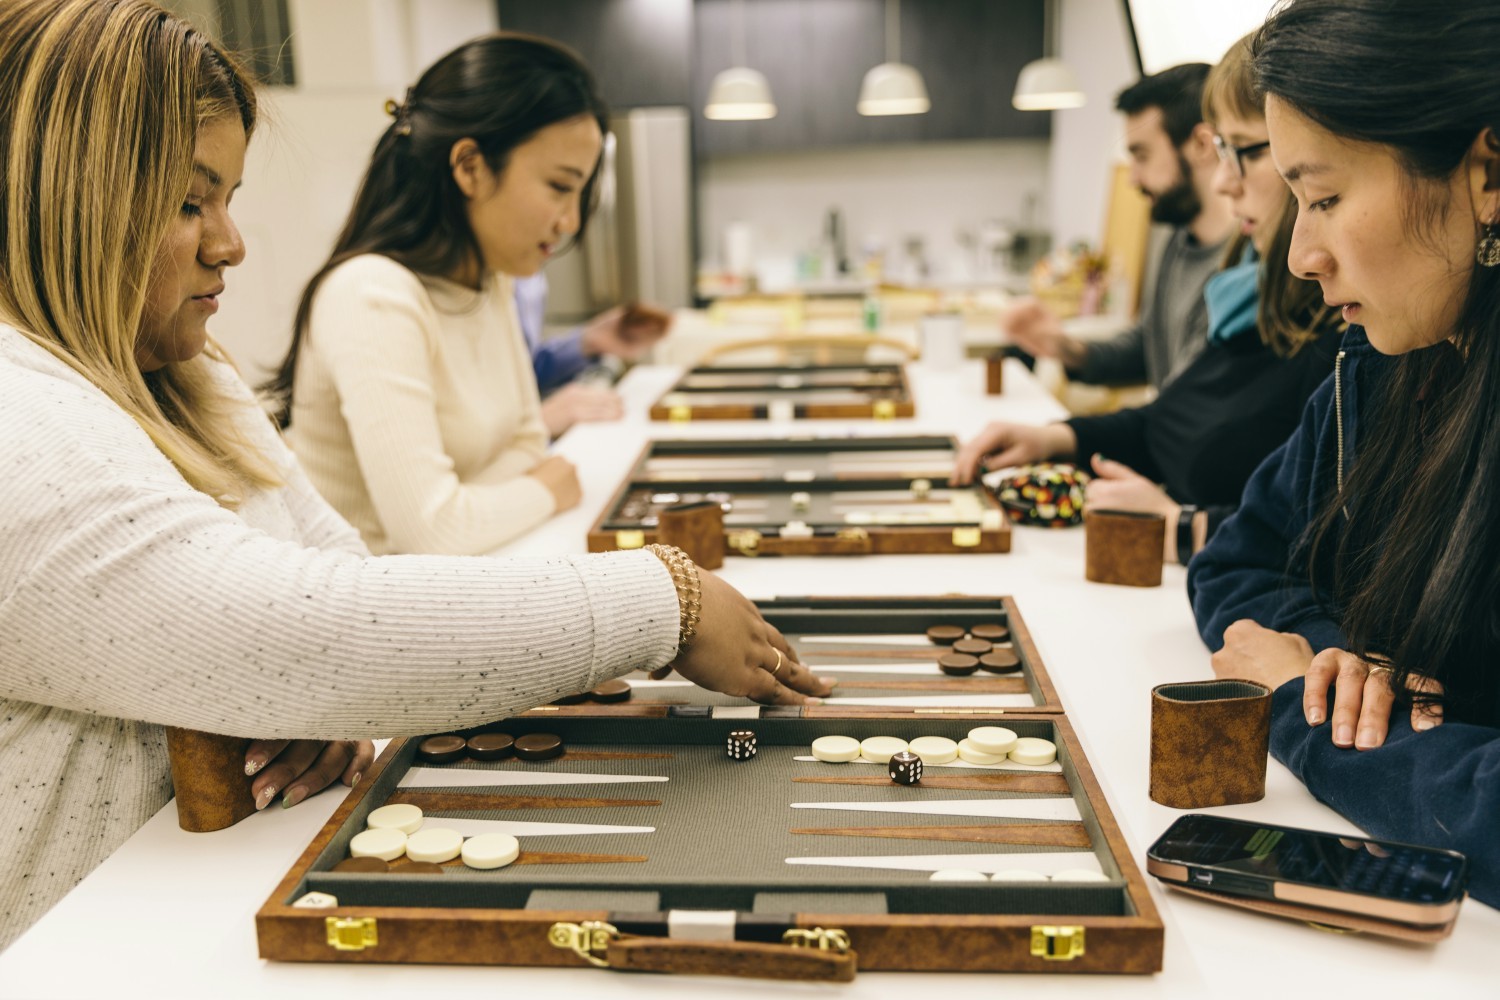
[[1153, 815, 1466, 904]]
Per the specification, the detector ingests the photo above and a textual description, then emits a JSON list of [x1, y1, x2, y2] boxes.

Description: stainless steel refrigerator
[[541, 106, 694, 325]]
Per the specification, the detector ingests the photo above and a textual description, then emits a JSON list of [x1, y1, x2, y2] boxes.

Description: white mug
[[919, 312, 964, 370]]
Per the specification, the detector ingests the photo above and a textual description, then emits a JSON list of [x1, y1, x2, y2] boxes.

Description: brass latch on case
[[872, 399, 897, 420], [727, 529, 762, 556], [783, 927, 852, 953], [549, 920, 619, 968], [325, 916, 377, 951], [951, 526, 982, 547], [1030, 924, 1085, 961], [668, 404, 692, 423], [615, 529, 646, 549]]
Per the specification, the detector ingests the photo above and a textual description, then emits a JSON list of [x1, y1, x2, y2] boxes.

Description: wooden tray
[[649, 363, 916, 422], [255, 598, 1162, 977], [588, 437, 1010, 556]]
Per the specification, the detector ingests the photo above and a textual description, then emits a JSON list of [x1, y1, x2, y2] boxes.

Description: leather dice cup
[[657, 500, 725, 569], [165, 727, 258, 832], [1085, 509, 1165, 587], [1149, 680, 1273, 809]]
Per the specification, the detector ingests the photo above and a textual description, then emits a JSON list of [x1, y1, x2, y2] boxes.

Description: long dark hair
[[264, 32, 608, 422], [1256, 0, 1500, 723]]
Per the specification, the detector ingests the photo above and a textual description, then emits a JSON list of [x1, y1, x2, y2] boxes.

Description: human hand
[[1084, 454, 1179, 519], [665, 571, 835, 705], [540, 382, 624, 437], [581, 302, 672, 360], [527, 454, 582, 512], [1303, 648, 1444, 750], [1210, 619, 1314, 692], [951, 422, 1076, 484], [1000, 296, 1077, 363], [244, 738, 374, 810]]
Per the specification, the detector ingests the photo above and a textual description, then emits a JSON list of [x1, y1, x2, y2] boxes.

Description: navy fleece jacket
[[1189, 327, 1500, 909]]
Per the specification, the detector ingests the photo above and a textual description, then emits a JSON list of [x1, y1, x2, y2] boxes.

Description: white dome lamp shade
[[858, 0, 930, 116], [1012, 58, 1085, 110], [704, 0, 776, 122], [705, 66, 777, 121], [1013, 0, 1085, 111], [858, 62, 930, 116]]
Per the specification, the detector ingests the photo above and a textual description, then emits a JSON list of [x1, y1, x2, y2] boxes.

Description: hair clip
[[383, 88, 415, 137]]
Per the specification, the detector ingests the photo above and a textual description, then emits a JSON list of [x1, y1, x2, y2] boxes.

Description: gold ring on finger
[[1368, 665, 1394, 679], [769, 648, 784, 676]]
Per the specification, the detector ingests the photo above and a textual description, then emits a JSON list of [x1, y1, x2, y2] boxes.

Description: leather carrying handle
[[604, 937, 858, 982]]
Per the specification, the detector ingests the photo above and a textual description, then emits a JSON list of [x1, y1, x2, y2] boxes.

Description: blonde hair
[[0, 0, 278, 505]]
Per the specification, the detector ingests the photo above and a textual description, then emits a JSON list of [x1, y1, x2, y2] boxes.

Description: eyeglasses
[[1213, 133, 1272, 179]]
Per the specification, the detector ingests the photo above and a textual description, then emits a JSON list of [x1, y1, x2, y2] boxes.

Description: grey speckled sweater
[[0, 324, 679, 950]]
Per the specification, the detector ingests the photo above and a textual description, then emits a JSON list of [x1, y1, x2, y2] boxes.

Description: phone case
[[1162, 882, 1460, 943]]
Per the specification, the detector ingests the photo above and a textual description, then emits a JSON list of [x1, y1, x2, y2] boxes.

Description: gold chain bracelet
[[644, 543, 702, 651]]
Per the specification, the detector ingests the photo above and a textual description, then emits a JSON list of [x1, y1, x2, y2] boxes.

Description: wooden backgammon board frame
[[255, 598, 1163, 978], [648, 362, 916, 422], [587, 436, 1011, 557]]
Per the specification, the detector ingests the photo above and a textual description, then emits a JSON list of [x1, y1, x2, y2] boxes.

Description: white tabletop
[[1, 360, 1492, 999]]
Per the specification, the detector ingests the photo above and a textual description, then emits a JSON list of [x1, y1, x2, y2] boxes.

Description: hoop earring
[[1478, 223, 1500, 267]]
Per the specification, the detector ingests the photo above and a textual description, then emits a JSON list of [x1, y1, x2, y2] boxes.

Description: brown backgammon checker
[[164, 727, 257, 832], [985, 353, 1005, 395], [466, 733, 515, 761], [952, 637, 992, 657], [333, 856, 389, 874], [979, 650, 1022, 674], [938, 653, 980, 676], [970, 623, 1009, 642], [925, 624, 966, 645], [1149, 679, 1272, 808], [416, 734, 467, 764], [590, 678, 633, 703], [1085, 509, 1165, 587], [551, 691, 591, 705], [395, 862, 446, 875], [514, 732, 564, 760], [656, 500, 725, 569]]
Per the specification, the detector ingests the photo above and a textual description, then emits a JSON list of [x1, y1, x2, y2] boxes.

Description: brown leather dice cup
[[1149, 680, 1272, 809], [985, 353, 1005, 395], [1085, 509, 1164, 587], [165, 727, 257, 832], [657, 500, 725, 569]]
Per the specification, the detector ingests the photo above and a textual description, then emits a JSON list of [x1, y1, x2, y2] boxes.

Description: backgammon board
[[649, 363, 916, 421], [588, 436, 1009, 556], [255, 598, 1163, 978]]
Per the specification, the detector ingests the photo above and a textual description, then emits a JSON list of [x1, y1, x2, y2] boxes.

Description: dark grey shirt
[[1070, 226, 1226, 390]]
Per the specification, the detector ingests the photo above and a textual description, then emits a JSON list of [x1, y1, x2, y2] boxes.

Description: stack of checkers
[[550, 679, 633, 705], [809, 728, 1057, 784], [416, 732, 564, 764], [926, 623, 1020, 676]]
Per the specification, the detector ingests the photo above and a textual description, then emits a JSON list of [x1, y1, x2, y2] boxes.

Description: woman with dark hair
[[1192, 0, 1500, 906], [953, 34, 1340, 565], [266, 34, 605, 555]]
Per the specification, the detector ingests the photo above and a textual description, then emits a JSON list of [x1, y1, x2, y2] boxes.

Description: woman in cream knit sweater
[[0, 0, 827, 952], [268, 33, 613, 556]]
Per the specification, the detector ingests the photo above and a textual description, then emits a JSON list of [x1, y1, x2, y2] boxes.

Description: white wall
[[697, 139, 1051, 284], [1046, 0, 1139, 252], [208, 0, 497, 384]]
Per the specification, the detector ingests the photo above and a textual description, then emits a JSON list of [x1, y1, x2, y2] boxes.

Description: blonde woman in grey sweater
[[0, 0, 827, 951]]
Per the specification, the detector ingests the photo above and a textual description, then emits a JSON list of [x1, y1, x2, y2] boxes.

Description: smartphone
[[1146, 814, 1468, 927]]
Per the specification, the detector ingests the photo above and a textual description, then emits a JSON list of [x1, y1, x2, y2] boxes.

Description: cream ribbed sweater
[[287, 254, 555, 555], [0, 324, 678, 951]]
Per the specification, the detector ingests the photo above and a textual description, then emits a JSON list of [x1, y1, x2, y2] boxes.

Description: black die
[[888, 750, 923, 785], [727, 730, 758, 761]]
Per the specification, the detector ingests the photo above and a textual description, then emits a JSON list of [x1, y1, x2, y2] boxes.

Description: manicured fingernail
[[245, 756, 265, 776], [281, 787, 305, 809], [1334, 724, 1353, 746], [350, 772, 363, 788], [805, 697, 823, 705], [820, 677, 838, 687], [1306, 708, 1324, 725], [256, 785, 277, 811], [1415, 719, 1436, 732], [1355, 728, 1377, 749]]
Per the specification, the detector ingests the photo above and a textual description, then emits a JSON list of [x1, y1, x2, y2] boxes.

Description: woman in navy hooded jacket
[[1190, 0, 1500, 908]]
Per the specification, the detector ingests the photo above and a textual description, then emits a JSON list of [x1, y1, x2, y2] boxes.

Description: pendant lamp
[[1013, 0, 1085, 110], [705, 0, 776, 121], [858, 0, 930, 116]]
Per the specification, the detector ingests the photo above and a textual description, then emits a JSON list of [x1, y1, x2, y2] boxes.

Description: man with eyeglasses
[[1003, 63, 1234, 391]]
